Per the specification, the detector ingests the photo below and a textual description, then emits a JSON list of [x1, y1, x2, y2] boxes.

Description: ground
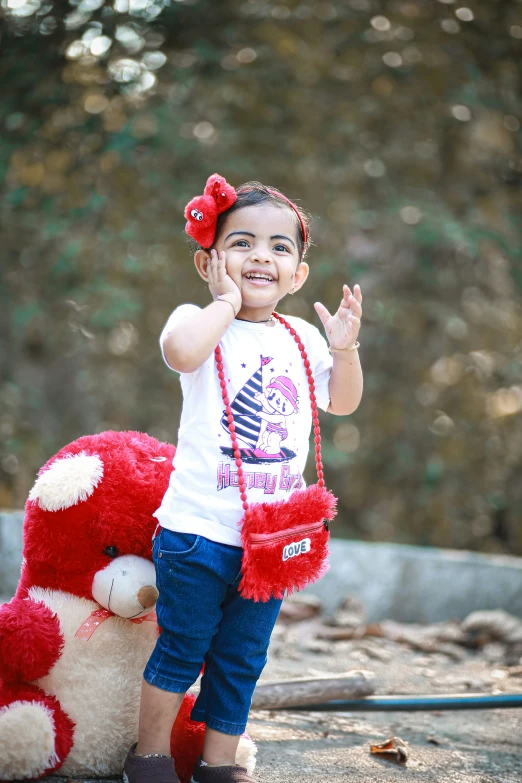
[[36, 604, 522, 783], [250, 623, 522, 783]]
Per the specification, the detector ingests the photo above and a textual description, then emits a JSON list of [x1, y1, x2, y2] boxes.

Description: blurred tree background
[[1, 0, 522, 553]]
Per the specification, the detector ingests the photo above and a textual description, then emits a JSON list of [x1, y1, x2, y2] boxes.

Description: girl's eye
[[233, 240, 249, 247], [274, 244, 289, 253]]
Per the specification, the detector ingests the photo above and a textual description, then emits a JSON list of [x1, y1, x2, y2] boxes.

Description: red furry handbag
[[215, 312, 337, 602]]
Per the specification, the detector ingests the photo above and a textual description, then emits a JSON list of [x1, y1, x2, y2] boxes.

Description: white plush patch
[[0, 701, 58, 779], [236, 735, 257, 776], [29, 587, 159, 776], [28, 452, 104, 511]]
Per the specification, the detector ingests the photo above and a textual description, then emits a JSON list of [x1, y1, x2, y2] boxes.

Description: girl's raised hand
[[314, 284, 362, 350], [207, 249, 242, 308]]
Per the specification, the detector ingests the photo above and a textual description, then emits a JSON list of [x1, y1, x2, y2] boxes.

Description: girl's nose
[[250, 244, 272, 263]]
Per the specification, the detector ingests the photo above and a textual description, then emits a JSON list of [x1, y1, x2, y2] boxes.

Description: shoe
[[123, 743, 180, 783], [190, 757, 255, 783]]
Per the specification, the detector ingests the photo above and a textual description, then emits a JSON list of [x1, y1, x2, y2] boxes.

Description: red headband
[[266, 189, 308, 247], [184, 173, 307, 250]]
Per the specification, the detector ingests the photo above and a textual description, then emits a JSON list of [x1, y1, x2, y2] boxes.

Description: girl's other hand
[[207, 249, 242, 309], [314, 284, 362, 349]]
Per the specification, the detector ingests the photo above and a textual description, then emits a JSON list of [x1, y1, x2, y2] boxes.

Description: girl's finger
[[354, 284, 363, 304], [207, 250, 217, 281], [314, 301, 332, 326], [214, 250, 223, 280], [339, 287, 352, 311], [349, 296, 362, 317], [216, 251, 227, 281]]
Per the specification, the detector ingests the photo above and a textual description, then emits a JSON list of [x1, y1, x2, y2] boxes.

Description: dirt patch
[[248, 600, 522, 782]]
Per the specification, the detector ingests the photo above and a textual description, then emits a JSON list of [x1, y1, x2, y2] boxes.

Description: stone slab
[[306, 539, 522, 622]]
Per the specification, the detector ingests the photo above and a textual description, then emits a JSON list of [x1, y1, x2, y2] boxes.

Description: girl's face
[[197, 202, 309, 319]]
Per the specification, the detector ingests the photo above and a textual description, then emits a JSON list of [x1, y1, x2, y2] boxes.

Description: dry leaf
[[370, 736, 409, 764], [365, 620, 467, 653], [325, 595, 366, 628], [461, 610, 522, 645], [278, 595, 322, 624], [316, 624, 360, 640]]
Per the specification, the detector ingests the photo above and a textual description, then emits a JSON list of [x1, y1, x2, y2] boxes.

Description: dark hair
[[198, 181, 311, 259]]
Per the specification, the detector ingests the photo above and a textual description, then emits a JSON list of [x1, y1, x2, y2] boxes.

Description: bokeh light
[[1, 0, 521, 556]]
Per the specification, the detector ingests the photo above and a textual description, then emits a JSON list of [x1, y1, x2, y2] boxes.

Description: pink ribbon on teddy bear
[[75, 607, 158, 641]]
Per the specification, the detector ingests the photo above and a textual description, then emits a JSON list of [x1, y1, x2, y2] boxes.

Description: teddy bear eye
[[104, 545, 119, 558], [196, 212, 203, 221]]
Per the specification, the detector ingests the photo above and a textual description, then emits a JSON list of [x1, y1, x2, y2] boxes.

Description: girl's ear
[[194, 249, 211, 282], [290, 261, 310, 294]]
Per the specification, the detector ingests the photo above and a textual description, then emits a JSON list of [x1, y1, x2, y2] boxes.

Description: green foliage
[[1, 0, 522, 553]]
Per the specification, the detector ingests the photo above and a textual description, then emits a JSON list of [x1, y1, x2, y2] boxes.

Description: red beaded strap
[[214, 312, 324, 522]]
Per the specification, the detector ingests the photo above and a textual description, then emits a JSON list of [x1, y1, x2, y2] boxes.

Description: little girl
[[123, 176, 363, 783]]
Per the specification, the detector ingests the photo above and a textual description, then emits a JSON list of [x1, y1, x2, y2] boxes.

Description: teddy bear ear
[[184, 194, 218, 248], [204, 173, 237, 213], [28, 452, 104, 511]]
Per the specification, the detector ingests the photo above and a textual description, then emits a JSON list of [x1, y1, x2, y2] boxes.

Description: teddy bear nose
[[137, 585, 159, 609]]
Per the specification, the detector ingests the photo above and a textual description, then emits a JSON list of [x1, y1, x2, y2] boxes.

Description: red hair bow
[[184, 173, 237, 248]]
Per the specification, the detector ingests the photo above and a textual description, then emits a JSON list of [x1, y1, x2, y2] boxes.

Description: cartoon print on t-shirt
[[254, 375, 299, 456], [219, 356, 298, 464]]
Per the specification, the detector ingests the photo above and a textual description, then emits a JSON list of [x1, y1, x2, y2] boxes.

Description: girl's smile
[[243, 271, 276, 286]]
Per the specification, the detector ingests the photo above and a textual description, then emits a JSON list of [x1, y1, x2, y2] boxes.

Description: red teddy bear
[[0, 431, 255, 781]]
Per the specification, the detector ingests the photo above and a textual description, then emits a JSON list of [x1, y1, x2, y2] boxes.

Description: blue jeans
[[143, 528, 283, 735]]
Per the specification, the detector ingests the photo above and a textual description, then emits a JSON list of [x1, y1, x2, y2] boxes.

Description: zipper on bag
[[249, 518, 327, 548]]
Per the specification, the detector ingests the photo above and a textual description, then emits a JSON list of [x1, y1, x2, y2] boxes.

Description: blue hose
[[276, 693, 522, 711]]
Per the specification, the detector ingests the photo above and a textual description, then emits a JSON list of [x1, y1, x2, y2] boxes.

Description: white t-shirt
[[153, 305, 333, 547]]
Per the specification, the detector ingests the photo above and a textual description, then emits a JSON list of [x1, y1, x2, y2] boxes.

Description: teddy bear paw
[[0, 701, 58, 780], [0, 683, 74, 780]]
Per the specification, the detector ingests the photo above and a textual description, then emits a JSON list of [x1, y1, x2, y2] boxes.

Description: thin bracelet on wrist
[[213, 295, 238, 317], [329, 341, 360, 354]]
